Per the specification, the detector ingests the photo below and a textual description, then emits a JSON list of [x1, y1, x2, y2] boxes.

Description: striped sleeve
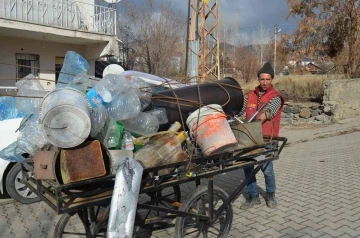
[[238, 95, 248, 116], [264, 96, 282, 119]]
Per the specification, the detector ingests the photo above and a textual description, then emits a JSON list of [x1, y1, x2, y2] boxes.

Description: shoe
[[266, 192, 277, 209], [240, 195, 261, 210]]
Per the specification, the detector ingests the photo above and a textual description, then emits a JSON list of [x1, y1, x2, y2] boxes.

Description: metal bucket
[[39, 88, 92, 148]]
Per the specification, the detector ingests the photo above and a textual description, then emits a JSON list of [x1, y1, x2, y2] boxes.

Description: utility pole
[[260, 22, 263, 66], [274, 24, 278, 75], [274, 24, 280, 75], [185, 0, 220, 84]]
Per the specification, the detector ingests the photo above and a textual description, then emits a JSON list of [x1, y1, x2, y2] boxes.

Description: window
[[16, 54, 40, 79], [55, 56, 65, 82]]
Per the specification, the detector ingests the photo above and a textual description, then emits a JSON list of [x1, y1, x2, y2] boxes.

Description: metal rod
[[248, 103, 268, 122], [208, 176, 214, 221], [137, 204, 210, 220]]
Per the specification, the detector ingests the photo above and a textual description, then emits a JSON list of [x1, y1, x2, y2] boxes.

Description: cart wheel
[[146, 185, 181, 209], [175, 185, 233, 238], [133, 185, 181, 236], [53, 205, 108, 238]]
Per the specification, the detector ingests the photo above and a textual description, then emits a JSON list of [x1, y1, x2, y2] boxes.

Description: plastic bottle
[[106, 92, 141, 121], [147, 108, 168, 125], [15, 74, 47, 114], [90, 101, 109, 137], [87, 74, 128, 107], [96, 118, 121, 148], [134, 131, 188, 176], [130, 76, 152, 111], [121, 131, 134, 151], [0, 142, 26, 162], [0, 97, 27, 121], [168, 121, 181, 132], [56, 51, 89, 89], [16, 115, 49, 155], [67, 72, 94, 93], [120, 112, 159, 136]]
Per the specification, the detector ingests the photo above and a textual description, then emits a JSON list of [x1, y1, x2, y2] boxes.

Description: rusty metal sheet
[[60, 140, 106, 184], [34, 150, 58, 180]]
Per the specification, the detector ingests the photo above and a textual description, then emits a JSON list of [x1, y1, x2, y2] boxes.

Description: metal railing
[[0, 0, 116, 35]]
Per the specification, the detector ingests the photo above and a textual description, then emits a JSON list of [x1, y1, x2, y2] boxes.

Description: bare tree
[[118, 0, 186, 77], [285, 0, 360, 77]]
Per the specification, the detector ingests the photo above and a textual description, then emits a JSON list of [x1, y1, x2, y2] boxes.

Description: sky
[[115, 0, 298, 44]]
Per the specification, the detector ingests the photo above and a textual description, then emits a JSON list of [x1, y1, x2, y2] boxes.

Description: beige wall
[[323, 79, 360, 120], [0, 36, 99, 91]]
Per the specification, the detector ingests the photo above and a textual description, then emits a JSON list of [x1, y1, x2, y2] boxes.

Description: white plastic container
[[39, 88, 92, 148]]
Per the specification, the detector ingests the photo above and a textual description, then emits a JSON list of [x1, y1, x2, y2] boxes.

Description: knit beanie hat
[[257, 62, 274, 78]]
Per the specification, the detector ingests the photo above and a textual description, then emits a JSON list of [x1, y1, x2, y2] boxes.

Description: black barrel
[[151, 77, 243, 130]]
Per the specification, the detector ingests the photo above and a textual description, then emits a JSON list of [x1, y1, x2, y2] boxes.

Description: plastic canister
[[186, 104, 237, 155], [39, 88, 92, 148]]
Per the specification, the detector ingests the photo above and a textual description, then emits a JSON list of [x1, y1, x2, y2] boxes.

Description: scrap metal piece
[[34, 150, 58, 180], [60, 140, 106, 184]]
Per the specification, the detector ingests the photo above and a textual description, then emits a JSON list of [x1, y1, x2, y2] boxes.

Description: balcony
[[0, 0, 116, 35]]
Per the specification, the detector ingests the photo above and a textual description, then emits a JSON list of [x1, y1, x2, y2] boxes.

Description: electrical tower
[[185, 0, 220, 84]]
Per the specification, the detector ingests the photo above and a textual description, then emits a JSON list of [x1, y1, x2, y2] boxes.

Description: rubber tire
[[53, 212, 91, 238], [6, 163, 41, 204], [175, 185, 233, 238], [54, 186, 181, 238]]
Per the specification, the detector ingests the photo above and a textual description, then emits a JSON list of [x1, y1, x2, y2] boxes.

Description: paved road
[[2, 130, 360, 237]]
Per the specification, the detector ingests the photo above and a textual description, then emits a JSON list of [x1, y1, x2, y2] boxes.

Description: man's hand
[[258, 113, 267, 123]]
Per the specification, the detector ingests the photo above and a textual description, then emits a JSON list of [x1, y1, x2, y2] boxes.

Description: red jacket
[[245, 85, 284, 137]]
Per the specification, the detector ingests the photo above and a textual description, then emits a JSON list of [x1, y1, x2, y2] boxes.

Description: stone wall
[[281, 102, 333, 125], [323, 79, 360, 120]]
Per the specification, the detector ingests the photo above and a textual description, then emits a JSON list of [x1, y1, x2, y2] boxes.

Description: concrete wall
[[0, 35, 98, 91], [323, 79, 360, 120]]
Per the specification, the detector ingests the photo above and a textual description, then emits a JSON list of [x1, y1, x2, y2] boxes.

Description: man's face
[[258, 73, 273, 91]]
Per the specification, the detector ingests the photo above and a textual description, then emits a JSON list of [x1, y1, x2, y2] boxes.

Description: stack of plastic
[[0, 97, 28, 121], [56, 51, 89, 89], [15, 74, 47, 114], [0, 51, 172, 162]]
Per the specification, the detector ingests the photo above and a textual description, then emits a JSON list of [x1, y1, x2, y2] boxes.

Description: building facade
[[0, 0, 119, 92]]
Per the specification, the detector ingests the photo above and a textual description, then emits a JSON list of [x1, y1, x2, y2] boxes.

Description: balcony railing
[[0, 0, 116, 35]]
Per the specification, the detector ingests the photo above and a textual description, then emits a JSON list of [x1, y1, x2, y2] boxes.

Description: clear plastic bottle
[[15, 74, 47, 114], [56, 51, 89, 89], [0, 142, 26, 162], [121, 130, 134, 151], [147, 108, 168, 125], [130, 76, 152, 111], [87, 74, 128, 108], [90, 101, 109, 137], [67, 72, 94, 93], [0, 97, 19, 121], [16, 115, 49, 155], [96, 118, 120, 148], [106, 92, 141, 121], [120, 112, 159, 135]]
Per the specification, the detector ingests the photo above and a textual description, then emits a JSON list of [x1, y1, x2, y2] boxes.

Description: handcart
[[20, 136, 287, 238]]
